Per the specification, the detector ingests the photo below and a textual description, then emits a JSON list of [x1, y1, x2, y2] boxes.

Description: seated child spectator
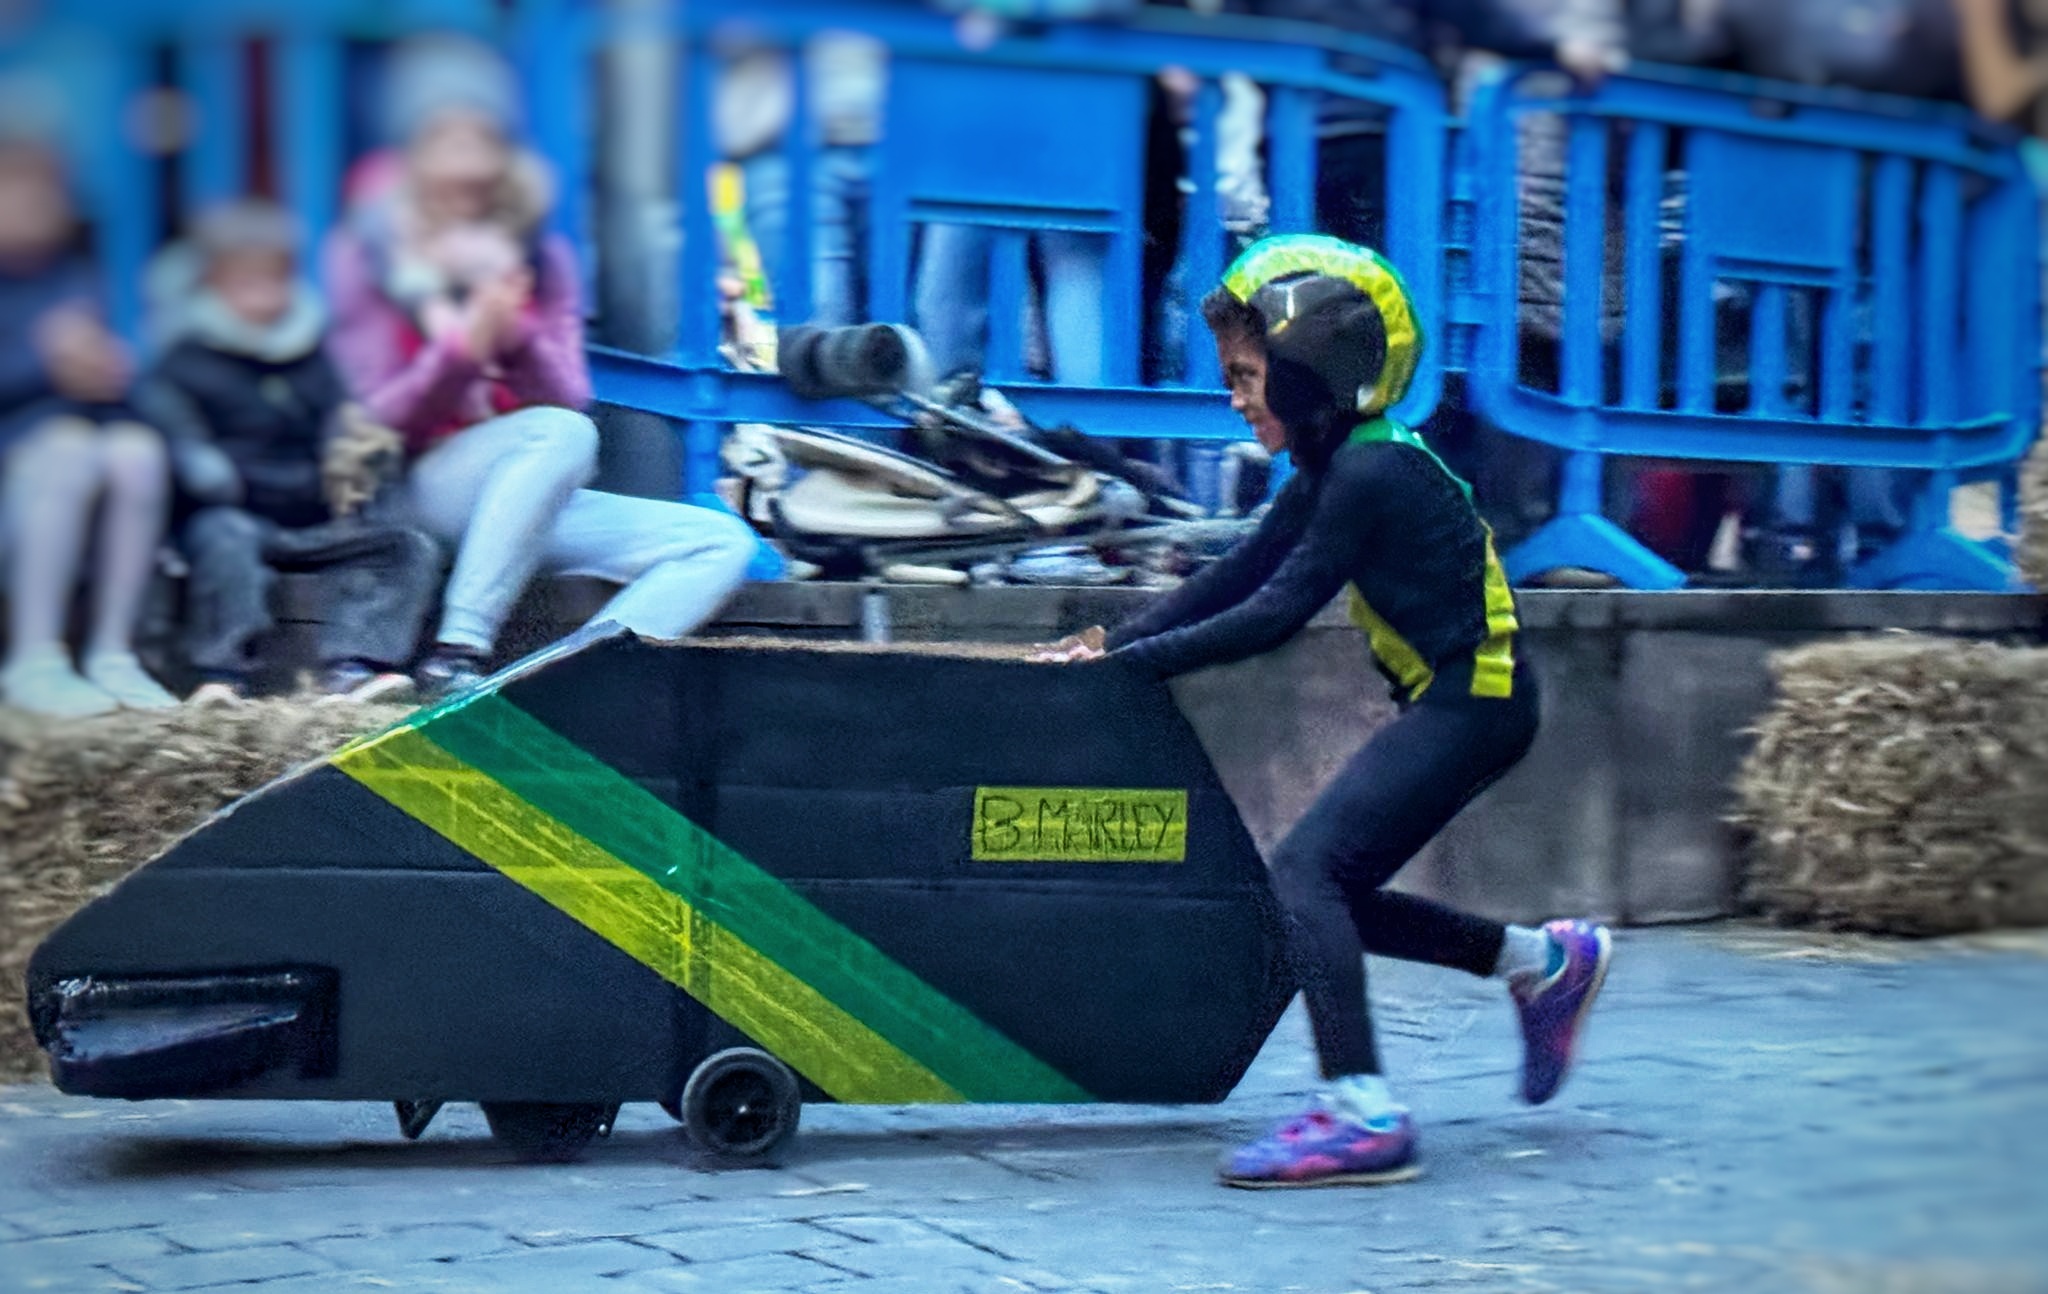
[[327, 35, 757, 696], [135, 200, 442, 703], [0, 103, 178, 718]]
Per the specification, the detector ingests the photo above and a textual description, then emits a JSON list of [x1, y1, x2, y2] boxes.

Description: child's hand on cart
[[1028, 626, 1106, 664]]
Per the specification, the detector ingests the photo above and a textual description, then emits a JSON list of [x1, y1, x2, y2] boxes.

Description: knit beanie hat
[[381, 34, 523, 144], [0, 70, 67, 156], [192, 198, 303, 263]]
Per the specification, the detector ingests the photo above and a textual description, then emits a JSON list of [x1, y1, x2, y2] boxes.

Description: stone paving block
[[821, 1237, 1016, 1280], [637, 1220, 857, 1264], [303, 1222, 516, 1268], [1, 1205, 177, 1240], [452, 1238, 681, 1280], [625, 1251, 853, 1290], [804, 1215, 946, 1246], [215, 1267, 512, 1294], [150, 1216, 366, 1252], [4, 1229, 183, 1279], [802, 1268, 1027, 1294], [103, 1243, 331, 1291]]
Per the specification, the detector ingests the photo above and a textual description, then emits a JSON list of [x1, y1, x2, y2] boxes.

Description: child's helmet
[[1217, 234, 1424, 464]]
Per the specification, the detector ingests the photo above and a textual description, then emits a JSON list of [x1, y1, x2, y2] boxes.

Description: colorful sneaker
[[1219, 1104, 1420, 1189], [1512, 919, 1613, 1105]]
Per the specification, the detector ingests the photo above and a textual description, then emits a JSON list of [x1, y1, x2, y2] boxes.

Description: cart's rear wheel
[[481, 1101, 615, 1163], [681, 1048, 800, 1159]]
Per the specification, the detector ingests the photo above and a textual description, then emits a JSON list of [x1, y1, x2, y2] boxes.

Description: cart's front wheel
[[681, 1048, 800, 1159], [481, 1101, 615, 1163]]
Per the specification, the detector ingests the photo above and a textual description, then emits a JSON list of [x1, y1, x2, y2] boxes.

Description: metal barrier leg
[[1502, 451, 1686, 589], [1846, 469, 2020, 591]]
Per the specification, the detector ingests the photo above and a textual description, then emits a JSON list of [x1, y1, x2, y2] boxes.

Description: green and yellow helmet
[[1218, 233, 1423, 419]]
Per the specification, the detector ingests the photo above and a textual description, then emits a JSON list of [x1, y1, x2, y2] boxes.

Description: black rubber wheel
[[680, 1048, 801, 1159], [480, 1101, 615, 1163]]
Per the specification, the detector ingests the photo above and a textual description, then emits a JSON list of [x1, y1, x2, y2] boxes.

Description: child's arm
[[323, 229, 483, 447], [130, 354, 241, 507], [495, 236, 593, 411], [1104, 469, 1316, 652], [1109, 452, 1377, 679]]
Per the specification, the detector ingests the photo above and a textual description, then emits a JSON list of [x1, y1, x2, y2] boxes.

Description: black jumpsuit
[[1108, 428, 1539, 1078]]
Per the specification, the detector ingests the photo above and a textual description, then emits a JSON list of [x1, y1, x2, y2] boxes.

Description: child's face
[[1216, 329, 1287, 454], [426, 222, 522, 291], [0, 146, 73, 263], [206, 249, 296, 329], [409, 111, 511, 226]]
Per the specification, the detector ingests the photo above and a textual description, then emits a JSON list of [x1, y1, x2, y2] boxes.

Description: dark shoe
[[415, 647, 488, 701]]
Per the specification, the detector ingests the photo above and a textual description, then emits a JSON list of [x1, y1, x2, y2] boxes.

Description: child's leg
[[539, 490, 757, 639], [1275, 687, 1538, 1074], [4, 417, 102, 660], [401, 408, 598, 655], [181, 506, 279, 686], [1, 418, 121, 717], [79, 423, 176, 708], [1221, 684, 1542, 1189]]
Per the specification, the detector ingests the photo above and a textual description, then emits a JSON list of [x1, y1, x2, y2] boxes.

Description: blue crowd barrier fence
[[14, 0, 2043, 589]]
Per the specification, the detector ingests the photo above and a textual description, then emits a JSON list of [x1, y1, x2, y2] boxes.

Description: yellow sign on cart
[[972, 788, 1188, 863]]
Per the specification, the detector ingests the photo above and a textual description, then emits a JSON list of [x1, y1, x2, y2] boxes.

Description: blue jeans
[[742, 146, 870, 327], [913, 224, 1107, 383]]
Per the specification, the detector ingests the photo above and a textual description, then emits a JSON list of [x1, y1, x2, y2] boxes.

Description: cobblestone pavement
[[4, 925, 2045, 1294]]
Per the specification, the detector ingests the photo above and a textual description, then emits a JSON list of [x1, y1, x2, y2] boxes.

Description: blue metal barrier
[[583, 0, 1451, 506], [1457, 65, 2041, 590], [15, 2, 2044, 589]]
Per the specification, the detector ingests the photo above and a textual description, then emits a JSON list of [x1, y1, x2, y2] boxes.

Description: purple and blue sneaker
[[1219, 1104, 1420, 1189], [1512, 918, 1613, 1105]]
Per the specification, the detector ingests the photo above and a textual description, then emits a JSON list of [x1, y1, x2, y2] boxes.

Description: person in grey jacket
[[135, 200, 442, 703]]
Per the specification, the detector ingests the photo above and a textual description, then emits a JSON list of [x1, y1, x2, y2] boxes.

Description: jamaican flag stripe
[[336, 697, 1089, 1104], [336, 726, 961, 1103]]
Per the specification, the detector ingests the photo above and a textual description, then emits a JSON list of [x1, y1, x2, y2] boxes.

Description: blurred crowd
[[2, 0, 2042, 721], [1, 35, 759, 720]]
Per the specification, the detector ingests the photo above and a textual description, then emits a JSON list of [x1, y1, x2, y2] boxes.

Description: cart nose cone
[[34, 969, 337, 1099]]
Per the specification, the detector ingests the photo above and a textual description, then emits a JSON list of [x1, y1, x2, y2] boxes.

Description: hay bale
[[0, 698, 406, 1082], [2021, 433, 2048, 591], [1734, 636, 2048, 936]]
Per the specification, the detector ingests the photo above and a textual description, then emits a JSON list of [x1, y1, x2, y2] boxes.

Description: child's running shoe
[[1218, 1104, 1420, 1189], [1512, 918, 1613, 1105]]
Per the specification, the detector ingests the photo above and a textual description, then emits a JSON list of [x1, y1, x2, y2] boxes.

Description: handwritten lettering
[[972, 788, 1188, 863]]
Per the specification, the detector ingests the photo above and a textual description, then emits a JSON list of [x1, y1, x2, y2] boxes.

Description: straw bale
[[0, 698, 405, 1081], [1734, 636, 2048, 936]]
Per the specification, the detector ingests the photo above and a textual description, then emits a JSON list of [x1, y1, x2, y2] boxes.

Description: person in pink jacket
[[326, 36, 757, 695]]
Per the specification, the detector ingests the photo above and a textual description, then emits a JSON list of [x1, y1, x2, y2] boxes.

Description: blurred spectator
[[1715, 0, 1962, 100], [133, 201, 442, 704], [714, 27, 888, 327], [325, 35, 756, 696], [0, 100, 178, 718], [912, 0, 1143, 384], [1952, 0, 2048, 129]]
